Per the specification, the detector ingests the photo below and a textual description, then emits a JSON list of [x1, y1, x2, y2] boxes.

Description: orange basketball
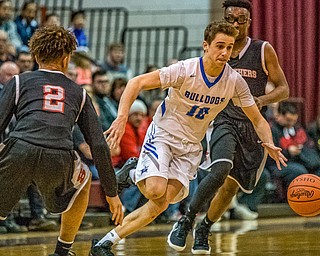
[[287, 174, 320, 216]]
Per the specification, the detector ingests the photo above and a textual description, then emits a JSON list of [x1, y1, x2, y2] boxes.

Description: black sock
[[185, 206, 197, 223], [187, 162, 232, 221], [54, 239, 73, 256], [202, 215, 214, 229]]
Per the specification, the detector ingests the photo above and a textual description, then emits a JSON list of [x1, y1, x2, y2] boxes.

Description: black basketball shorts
[[204, 120, 267, 193], [0, 138, 90, 219]]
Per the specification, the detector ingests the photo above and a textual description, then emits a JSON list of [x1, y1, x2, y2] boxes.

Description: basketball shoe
[[167, 215, 193, 251], [191, 222, 211, 254], [115, 157, 138, 193], [89, 239, 114, 256]]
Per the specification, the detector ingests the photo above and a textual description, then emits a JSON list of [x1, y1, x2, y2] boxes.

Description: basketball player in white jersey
[[168, 0, 290, 254], [89, 20, 287, 256]]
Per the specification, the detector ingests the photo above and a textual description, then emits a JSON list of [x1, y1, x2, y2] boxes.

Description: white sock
[[129, 168, 136, 183], [58, 237, 74, 244], [97, 229, 121, 245]]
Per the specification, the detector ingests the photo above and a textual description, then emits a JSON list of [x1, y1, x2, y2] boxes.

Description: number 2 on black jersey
[[43, 85, 65, 113]]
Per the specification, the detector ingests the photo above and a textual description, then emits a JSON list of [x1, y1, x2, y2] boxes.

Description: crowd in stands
[[0, 0, 319, 234]]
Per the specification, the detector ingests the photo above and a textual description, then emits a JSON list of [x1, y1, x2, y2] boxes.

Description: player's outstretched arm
[[105, 70, 161, 151], [242, 103, 288, 170]]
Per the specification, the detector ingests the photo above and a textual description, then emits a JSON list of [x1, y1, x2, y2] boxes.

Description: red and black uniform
[[0, 69, 117, 217]]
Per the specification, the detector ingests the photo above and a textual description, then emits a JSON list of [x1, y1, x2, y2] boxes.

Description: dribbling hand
[[262, 142, 288, 170]]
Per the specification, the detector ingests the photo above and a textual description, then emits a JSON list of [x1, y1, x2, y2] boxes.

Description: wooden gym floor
[[0, 216, 319, 255]]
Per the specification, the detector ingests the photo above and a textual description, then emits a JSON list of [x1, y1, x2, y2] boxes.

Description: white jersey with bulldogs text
[[154, 57, 255, 144]]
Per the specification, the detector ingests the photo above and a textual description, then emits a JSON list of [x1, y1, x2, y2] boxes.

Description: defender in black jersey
[[168, 1, 290, 254], [0, 26, 123, 256]]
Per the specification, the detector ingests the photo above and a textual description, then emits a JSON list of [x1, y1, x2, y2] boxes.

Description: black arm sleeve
[[77, 94, 118, 197]]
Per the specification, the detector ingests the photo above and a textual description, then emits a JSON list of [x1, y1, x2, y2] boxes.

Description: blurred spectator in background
[[14, 1, 38, 47], [69, 10, 88, 53], [139, 64, 164, 106], [0, 0, 22, 52], [268, 102, 320, 202], [307, 113, 320, 155], [101, 42, 133, 81], [71, 50, 96, 85], [0, 30, 15, 65], [16, 50, 34, 72], [108, 77, 127, 114], [91, 69, 116, 131], [112, 99, 147, 168], [42, 12, 60, 27], [0, 60, 18, 83], [139, 97, 163, 136], [66, 61, 78, 82]]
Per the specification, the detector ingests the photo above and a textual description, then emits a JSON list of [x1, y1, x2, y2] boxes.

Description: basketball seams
[[288, 185, 320, 189]]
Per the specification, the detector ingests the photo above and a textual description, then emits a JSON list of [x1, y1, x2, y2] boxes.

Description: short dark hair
[[223, 0, 252, 12], [278, 102, 298, 116], [92, 69, 107, 81], [204, 20, 238, 45], [21, 1, 37, 11], [107, 42, 124, 53], [71, 10, 85, 22]]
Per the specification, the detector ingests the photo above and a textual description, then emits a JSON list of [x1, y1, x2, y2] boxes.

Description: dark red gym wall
[[250, 0, 319, 125]]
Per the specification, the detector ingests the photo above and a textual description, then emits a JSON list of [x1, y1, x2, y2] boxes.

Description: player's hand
[[106, 195, 124, 225], [104, 116, 127, 152], [254, 96, 263, 110], [262, 142, 288, 170]]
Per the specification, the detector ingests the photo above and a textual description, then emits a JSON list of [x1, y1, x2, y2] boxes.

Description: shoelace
[[195, 226, 211, 245], [176, 217, 191, 238], [97, 241, 114, 256]]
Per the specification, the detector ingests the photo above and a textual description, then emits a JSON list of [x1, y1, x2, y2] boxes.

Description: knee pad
[[207, 161, 232, 188]]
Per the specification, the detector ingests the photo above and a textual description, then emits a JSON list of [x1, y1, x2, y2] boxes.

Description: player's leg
[[90, 178, 183, 256], [37, 150, 91, 256], [192, 139, 266, 254], [168, 130, 235, 252], [191, 177, 239, 255], [60, 176, 91, 241], [207, 177, 239, 221]]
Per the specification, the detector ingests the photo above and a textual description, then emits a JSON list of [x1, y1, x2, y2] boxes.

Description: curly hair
[[29, 25, 77, 64], [222, 0, 252, 12], [204, 20, 239, 45]]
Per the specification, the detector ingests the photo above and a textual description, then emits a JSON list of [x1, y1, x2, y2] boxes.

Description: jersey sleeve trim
[[75, 88, 86, 122], [261, 41, 268, 76], [14, 75, 20, 105]]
